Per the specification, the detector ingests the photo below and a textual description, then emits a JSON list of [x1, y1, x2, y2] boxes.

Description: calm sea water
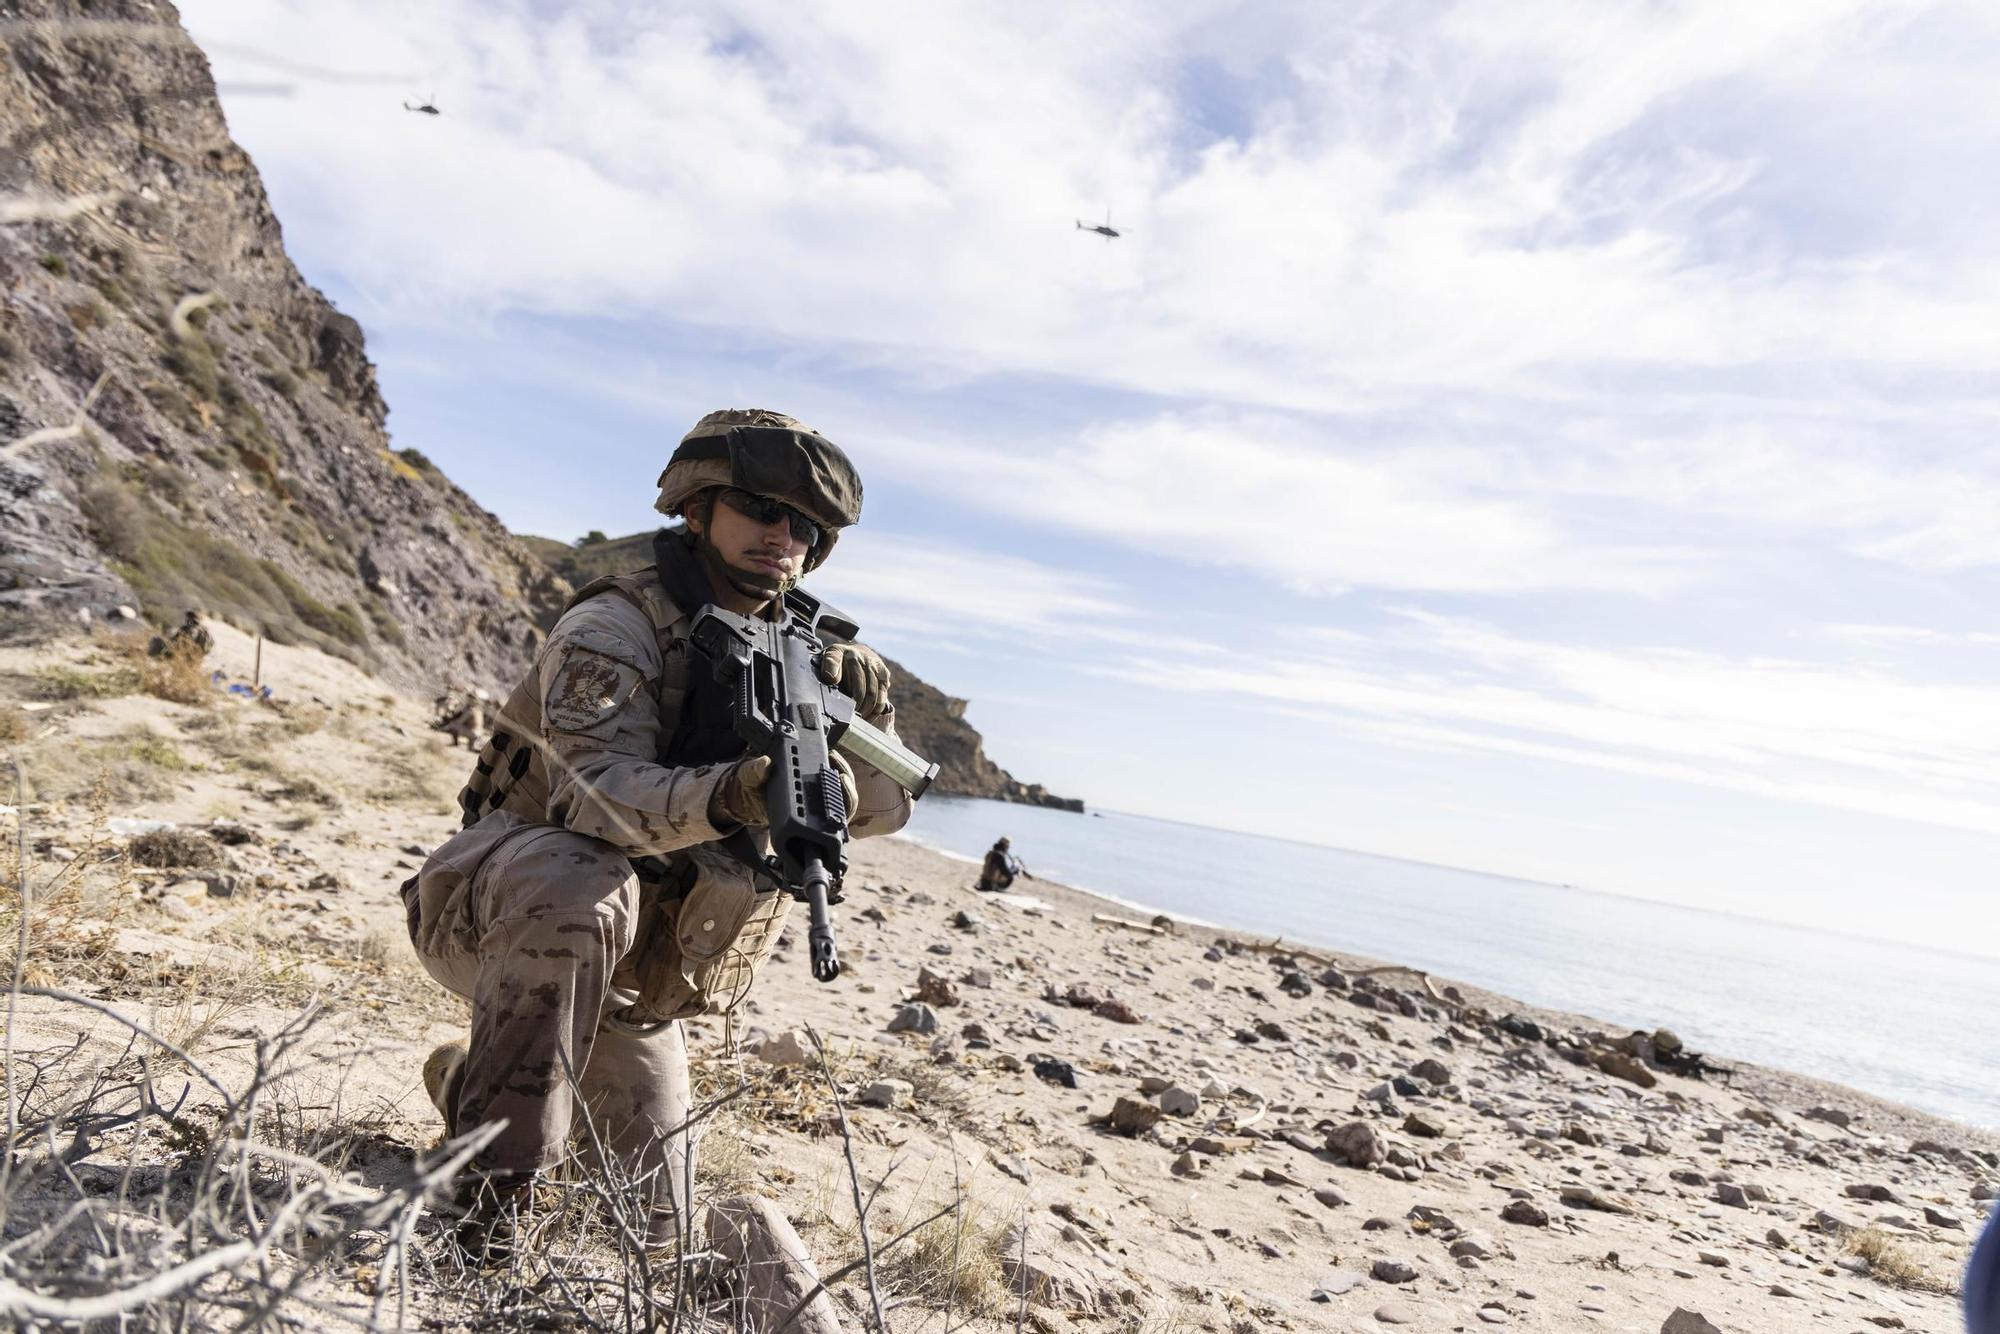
[[898, 797, 2000, 1129]]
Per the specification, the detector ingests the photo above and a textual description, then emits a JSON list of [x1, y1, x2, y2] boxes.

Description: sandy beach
[[2, 623, 1991, 1331]]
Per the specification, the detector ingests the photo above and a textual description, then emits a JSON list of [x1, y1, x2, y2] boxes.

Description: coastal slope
[[0, 0, 565, 688], [0, 624, 1988, 1331]]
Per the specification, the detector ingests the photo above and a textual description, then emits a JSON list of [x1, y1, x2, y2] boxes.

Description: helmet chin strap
[[692, 526, 794, 602]]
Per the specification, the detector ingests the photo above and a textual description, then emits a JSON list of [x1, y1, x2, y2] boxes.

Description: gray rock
[[859, 1078, 913, 1109], [1815, 1209, 1855, 1235], [1449, 1234, 1494, 1260], [1159, 1086, 1201, 1117], [1311, 1270, 1364, 1299], [1714, 1182, 1749, 1208], [1370, 1258, 1417, 1284], [1312, 1186, 1350, 1209], [1559, 1184, 1634, 1215], [1108, 1096, 1162, 1137], [1803, 1105, 1853, 1129], [1374, 1300, 1420, 1324], [1845, 1182, 1900, 1203], [1500, 1199, 1548, 1227], [1924, 1205, 1963, 1230], [1661, 1310, 1722, 1334], [1326, 1121, 1388, 1168], [1402, 1110, 1450, 1139], [755, 1029, 811, 1067], [1409, 1058, 1452, 1086], [887, 1003, 938, 1034]]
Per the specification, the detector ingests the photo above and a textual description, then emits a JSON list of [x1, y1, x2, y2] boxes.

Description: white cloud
[[807, 531, 1210, 657], [183, 0, 2000, 413], [1104, 612, 2000, 835]]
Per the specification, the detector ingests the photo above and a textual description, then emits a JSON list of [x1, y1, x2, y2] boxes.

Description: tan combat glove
[[709, 752, 860, 829], [816, 643, 892, 718]]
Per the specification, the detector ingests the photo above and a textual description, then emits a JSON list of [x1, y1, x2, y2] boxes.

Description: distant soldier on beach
[[400, 409, 913, 1256], [148, 609, 211, 659], [977, 835, 1029, 892], [429, 684, 488, 748]]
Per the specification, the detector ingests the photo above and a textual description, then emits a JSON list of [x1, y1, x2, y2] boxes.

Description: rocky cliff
[[0, 3, 1078, 810], [0, 1, 565, 688], [528, 533, 1084, 810]]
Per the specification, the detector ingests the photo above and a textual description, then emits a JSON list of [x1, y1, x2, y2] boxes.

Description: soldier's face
[[698, 492, 811, 586]]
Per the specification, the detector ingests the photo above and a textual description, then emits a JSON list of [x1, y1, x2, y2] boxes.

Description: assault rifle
[[689, 591, 939, 983]]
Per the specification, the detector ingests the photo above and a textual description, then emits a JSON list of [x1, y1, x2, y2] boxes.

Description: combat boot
[[422, 1041, 467, 1138]]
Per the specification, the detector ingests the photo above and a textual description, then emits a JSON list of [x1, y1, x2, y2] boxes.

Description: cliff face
[[0, 1, 566, 687], [533, 533, 1084, 811], [0, 3, 1077, 810]]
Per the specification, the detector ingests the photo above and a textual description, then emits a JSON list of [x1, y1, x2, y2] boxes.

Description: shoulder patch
[[544, 648, 640, 735]]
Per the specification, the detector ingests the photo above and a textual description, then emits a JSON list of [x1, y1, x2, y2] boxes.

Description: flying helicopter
[[1075, 208, 1121, 239], [403, 94, 440, 115]]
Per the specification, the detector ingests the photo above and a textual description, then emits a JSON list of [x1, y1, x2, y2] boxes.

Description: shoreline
[[892, 827, 2000, 1154]]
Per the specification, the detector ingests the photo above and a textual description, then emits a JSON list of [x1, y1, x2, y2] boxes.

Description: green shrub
[[38, 254, 65, 276], [77, 474, 376, 666], [36, 664, 138, 700], [397, 447, 436, 473], [162, 337, 219, 402]]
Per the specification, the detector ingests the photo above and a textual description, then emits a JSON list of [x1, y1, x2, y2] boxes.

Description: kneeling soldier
[[402, 409, 911, 1251]]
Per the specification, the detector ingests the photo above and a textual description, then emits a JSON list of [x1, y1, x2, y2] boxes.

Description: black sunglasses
[[716, 487, 823, 548]]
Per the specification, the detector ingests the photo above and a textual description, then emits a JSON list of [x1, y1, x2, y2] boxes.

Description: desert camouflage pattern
[[653, 407, 861, 573], [430, 686, 487, 748], [401, 810, 692, 1237], [411, 566, 912, 1186]]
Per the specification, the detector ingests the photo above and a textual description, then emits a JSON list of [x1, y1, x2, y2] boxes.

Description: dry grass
[[140, 640, 212, 705], [90, 724, 195, 772], [34, 662, 137, 700], [1843, 1226, 1964, 1295], [0, 704, 27, 743], [128, 827, 220, 868], [876, 1183, 1011, 1318]]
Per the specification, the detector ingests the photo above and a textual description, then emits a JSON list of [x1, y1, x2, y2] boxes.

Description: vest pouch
[[627, 842, 794, 1022]]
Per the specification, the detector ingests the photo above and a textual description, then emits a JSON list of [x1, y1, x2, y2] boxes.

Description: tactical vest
[[453, 532, 792, 1022]]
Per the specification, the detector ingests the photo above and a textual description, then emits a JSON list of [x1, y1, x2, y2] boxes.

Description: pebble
[[1373, 1301, 1418, 1324], [1500, 1200, 1549, 1227], [1310, 1270, 1363, 1299], [1370, 1258, 1416, 1283], [887, 1003, 938, 1034], [1159, 1086, 1201, 1117], [1326, 1121, 1388, 1168], [859, 1078, 913, 1109]]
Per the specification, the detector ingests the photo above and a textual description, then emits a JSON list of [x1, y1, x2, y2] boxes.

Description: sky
[[177, 0, 2000, 958]]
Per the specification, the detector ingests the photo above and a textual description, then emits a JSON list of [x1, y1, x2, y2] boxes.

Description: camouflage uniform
[[977, 839, 1019, 893], [402, 413, 908, 1239]]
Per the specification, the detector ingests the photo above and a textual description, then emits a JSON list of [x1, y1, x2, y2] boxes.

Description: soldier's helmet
[[655, 409, 862, 572]]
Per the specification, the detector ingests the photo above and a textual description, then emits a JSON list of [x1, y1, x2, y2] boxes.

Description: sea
[[897, 796, 2000, 1130]]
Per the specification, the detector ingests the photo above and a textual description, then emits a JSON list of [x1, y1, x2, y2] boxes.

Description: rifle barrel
[[804, 857, 841, 982]]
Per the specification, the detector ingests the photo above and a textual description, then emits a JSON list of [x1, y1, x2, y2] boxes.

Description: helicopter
[[1075, 208, 1121, 239], [403, 94, 440, 115]]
